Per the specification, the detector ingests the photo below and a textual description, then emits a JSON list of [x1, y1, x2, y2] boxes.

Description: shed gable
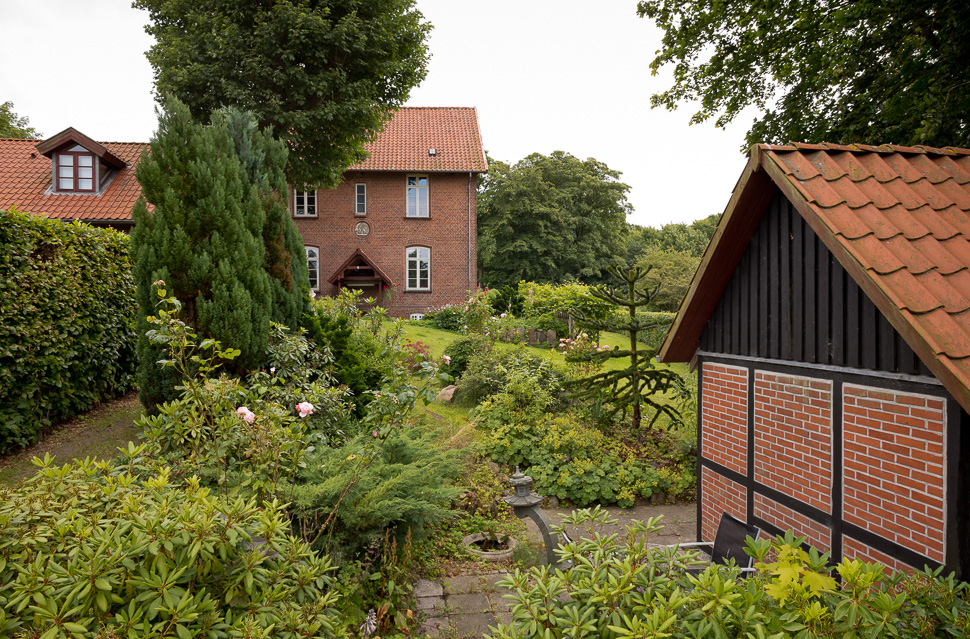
[[700, 190, 932, 377]]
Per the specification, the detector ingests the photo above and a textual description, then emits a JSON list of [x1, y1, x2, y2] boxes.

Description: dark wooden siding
[[699, 191, 932, 376]]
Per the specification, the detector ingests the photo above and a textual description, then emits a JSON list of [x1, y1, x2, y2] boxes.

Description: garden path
[[415, 501, 697, 637]]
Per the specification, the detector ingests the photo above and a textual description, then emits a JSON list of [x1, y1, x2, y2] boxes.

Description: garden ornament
[[503, 468, 565, 568]]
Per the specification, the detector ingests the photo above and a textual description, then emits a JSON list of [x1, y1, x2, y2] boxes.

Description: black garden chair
[[664, 512, 761, 576]]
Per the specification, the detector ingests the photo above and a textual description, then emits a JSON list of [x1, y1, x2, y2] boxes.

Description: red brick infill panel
[[701, 363, 748, 476], [843, 385, 945, 563], [754, 372, 833, 512], [753, 492, 832, 552], [843, 535, 917, 574], [700, 466, 747, 544]]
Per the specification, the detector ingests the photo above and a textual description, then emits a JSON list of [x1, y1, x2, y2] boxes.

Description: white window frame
[[294, 189, 317, 217], [306, 246, 320, 291], [406, 246, 431, 291], [355, 183, 367, 216], [406, 175, 429, 218]]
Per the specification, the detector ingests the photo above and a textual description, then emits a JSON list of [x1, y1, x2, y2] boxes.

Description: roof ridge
[[757, 142, 970, 156]]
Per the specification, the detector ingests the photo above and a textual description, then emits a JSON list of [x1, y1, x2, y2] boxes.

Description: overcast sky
[[1, 0, 756, 227]]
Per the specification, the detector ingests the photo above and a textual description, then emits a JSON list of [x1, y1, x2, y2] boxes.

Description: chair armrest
[[660, 542, 713, 553]]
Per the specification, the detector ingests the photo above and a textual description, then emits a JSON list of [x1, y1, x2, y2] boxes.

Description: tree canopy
[[135, 0, 431, 188], [637, 0, 970, 148], [0, 101, 40, 139], [478, 151, 632, 288]]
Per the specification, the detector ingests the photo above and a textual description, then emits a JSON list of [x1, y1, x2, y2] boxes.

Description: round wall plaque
[[354, 221, 371, 237]]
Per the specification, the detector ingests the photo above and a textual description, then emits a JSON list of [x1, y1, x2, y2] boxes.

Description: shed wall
[[697, 191, 961, 575]]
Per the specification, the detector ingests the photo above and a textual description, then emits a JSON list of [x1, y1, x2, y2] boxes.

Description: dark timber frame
[[694, 190, 967, 577]]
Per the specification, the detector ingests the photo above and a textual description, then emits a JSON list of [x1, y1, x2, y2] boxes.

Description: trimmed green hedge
[[0, 207, 137, 452]]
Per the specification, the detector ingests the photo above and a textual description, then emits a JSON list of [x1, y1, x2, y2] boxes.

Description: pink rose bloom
[[500, 313, 507, 318], [296, 401, 315, 418], [236, 406, 255, 423], [372, 430, 379, 437], [442, 355, 452, 364]]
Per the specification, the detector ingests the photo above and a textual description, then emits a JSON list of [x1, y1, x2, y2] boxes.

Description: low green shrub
[[0, 207, 136, 453], [441, 334, 492, 378], [425, 304, 464, 331], [490, 509, 970, 639], [304, 301, 393, 416], [636, 310, 676, 349], [0, 452, 350, 639], [518, 281, 612, 337], [491, 284, 525, 316], [479, 404, 693, 507], [289, 425, 463, 555], [458, 346, 569, 406]]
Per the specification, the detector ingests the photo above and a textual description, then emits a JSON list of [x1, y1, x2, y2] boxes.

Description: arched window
[[306, 246, 320, 291], [406, 246, 430, 290]]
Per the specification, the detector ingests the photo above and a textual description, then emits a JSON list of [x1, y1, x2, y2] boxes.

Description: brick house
[[661, 143, 970, 577], [2, 107, 486, 317], [292, 107, 487, 317]]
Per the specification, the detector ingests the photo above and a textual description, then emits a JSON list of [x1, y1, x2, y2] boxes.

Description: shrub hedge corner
[[0, 207, 137, 452]]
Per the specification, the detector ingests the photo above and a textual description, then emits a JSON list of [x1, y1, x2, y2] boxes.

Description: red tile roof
[[661, 142, 970, 412], [0, 137, 147, 224], [352, 107, 487, 173]]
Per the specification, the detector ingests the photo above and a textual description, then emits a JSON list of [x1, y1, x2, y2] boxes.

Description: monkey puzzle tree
[[569, 265, 681, 431]]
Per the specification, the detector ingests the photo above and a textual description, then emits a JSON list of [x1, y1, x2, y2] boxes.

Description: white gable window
[[406, 246, 430, 290], [406, 175, 429, 217], [294, 189, 317, 217], [56, 145, 96, 192], [306, 246, 320, 291], [355, 183, 367, 216]]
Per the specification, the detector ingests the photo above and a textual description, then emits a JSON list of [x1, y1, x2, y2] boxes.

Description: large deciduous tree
[[478, 151, 632, 288], [637, 0, 970, 148], [135, 0, 431, 188], [0, 101, 40, 138], [131, 100, 309, 409]]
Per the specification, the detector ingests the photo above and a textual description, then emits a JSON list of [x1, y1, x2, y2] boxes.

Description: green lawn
[[400, 322, 687, 376]]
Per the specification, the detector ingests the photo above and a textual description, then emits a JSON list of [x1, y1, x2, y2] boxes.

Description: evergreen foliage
[[568, 266, 681, 430], [131, 100, 306, 409], [0, 208, 136, 452], [0, 453, 350, 638], [224, 109, 309, 330]]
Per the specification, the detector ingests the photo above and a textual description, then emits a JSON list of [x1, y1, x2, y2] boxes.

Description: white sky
[[1, 0, 756, 227]]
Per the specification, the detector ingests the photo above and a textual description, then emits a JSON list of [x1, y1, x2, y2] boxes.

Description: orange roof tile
[[0, 136, 147, 224], [351, 107, 488, 173], [661, 142, 970, 413]]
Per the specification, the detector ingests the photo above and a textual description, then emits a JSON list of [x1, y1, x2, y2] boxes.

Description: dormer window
[[35, 127, 128, 196], [56, 145, 96, 192]]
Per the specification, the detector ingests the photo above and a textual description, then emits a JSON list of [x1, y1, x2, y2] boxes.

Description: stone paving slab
[[414, 502, 697, 637]]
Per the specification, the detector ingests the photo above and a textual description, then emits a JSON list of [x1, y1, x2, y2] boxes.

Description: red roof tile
[[0, 136, 147, 224], [661, 142, 970, 413], [351, 107, 488, 173]]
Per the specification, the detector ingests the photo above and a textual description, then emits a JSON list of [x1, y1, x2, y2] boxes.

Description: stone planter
[[462, 533, 518, 562]]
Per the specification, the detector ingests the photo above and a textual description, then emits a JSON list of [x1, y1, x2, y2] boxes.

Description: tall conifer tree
[[131, 100, 307, 409]]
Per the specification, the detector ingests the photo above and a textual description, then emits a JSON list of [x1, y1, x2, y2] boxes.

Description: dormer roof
[[35, 127, 127, 169], [0, 128, 148, 224]]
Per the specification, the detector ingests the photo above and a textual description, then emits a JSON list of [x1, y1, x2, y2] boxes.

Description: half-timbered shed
[[661, 143, 970, 577]]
